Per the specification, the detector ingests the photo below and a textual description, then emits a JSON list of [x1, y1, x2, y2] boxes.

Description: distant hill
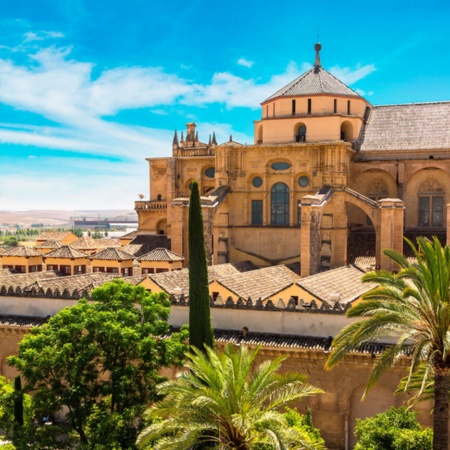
[[0, 210, 136, 228]]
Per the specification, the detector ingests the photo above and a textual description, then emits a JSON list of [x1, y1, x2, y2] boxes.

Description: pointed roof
[[1, 246, 42, 257], [91, 247, 134, 261], [138, 248, 184, 262], [71, 236, 101, 250], [44, 245, 88, 259], [35, 239, 64, 249], [264, 43, 361, 102]]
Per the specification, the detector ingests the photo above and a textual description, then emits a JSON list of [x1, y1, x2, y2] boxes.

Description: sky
[[0, 0, 449, 211]]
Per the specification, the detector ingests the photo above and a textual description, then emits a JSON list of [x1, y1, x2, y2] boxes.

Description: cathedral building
[[136, 43, 450, 275]]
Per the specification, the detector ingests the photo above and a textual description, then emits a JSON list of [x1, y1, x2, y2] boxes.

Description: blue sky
[[0, 0, 449, 210]]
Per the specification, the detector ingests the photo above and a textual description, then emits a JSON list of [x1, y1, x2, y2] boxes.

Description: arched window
[[418, 179, 444, 227], [271, 183, 289, 225], [294, 123, 307, 142]]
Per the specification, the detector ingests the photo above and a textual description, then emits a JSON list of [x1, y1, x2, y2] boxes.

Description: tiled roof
[[36, 231, 74, 241], [119, 230, 140, 240], [360, 102, 450, 151], [70, 236, 101, 250], [297, 265, 377, 305], [91, 247, 134, 261], [0, 315, 47, 328], [96, 238, 121, 248], [0, 268, 14, 276], [215, 265, 300, 301], [138, 248, 184, 262], [230, 260, 259, 272], [1, 246, 42, 257], [35, 239, 63, 249], [127, 234, 171, 257], [0, 246, 12, 255], [44, 246, 88, 259], [265, 67, 361, 102], [150, 263, 242, 296], [27, 272, 119, 295], [0, 270, 62, 289]]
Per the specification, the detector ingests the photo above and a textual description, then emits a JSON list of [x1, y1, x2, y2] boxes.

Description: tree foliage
[[188, 180, 213, 351], [8, 279, 188, 449], [354, 406, 432, 450], [137, 344, 324, 450], [326, 236, 450, 450]]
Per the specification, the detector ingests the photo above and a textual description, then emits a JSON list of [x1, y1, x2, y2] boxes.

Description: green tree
[[72, 228, 83, 238], [326, 236, 450, 450], [353, 406, 432, 450], [188, 180, 213, 351], [137, 344, 324, 450], [3, 236, 18, 247], [9, 279, 188, 449]]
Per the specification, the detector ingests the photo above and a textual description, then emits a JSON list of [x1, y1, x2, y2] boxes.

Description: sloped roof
[[215, 265, 300, 301], [36, 231, 75, 241], [44, 246, 88, 259], [126, 234, 171, 257], [360, 102, 450, 151], [297, 265, 377, 305], [150, 263, 243, 296], [0, 315, 47, 328], [96, 238, 121, 248], [138, 248, 184, 262], [1, 246, 42, 257], [0, 270, 62, 289], [91, 247, 134, 261], [70, 236, 101, 250], [264, 66, 361, 102], [35, 239, 63, 249]]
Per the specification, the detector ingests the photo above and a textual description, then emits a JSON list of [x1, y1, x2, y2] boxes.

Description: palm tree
[[325, 236, 450, 450], [137, 344, 324, 450]]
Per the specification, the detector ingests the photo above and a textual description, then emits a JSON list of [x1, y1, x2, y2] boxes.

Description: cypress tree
[[13, 375, 24, 427], [188, 181, 214, 350]]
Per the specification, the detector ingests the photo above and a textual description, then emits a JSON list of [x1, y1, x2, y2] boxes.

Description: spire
[[195, 131, 199, 142], [172, 130, 179, 147], [212, 131, 217, 145], [180, 131, 184, 143], [314, 42, 322, 73], [208, 134, 211, 145], [229, 134, 232, 142]]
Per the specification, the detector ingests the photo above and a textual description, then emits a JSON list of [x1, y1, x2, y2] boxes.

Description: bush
[[354, 406, 432, 450]]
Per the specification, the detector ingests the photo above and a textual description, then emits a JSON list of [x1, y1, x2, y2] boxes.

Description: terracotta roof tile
[[96, 238, 121, 248], [297, 265, 377, 305], [35, 239, 64, 249], [138, 248, 184, 262], [0, 315, 47, 328], [44, 246, 88, 259], [70, 236, 101, 250], [91, 247, 134, 261], [215, 265, 300, 301], [36, 231, 75, 241], [265, 67, 361, 101], [0, 270, 62, 289], [360, 102, 450, 151], [1, 246, 42, 257]]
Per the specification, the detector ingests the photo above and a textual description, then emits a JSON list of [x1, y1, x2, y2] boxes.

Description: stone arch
[[294, 122, 307, 142], [349, 384, 395, 448], [340, 120, 354, 142], [156, 219, 167, 235]]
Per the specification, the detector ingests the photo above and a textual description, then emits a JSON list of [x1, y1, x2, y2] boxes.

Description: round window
[[205, 167, 215, 178], [271, 162, 291, 170], [298, 176, 309, 187], [252, 176, 263, 188]]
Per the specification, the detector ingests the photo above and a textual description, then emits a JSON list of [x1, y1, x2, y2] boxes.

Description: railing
[[173, 147, 215, 157], [134, 201, 167, 211]]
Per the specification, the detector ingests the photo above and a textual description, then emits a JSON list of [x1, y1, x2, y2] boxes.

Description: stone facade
[[136, 44, 450, 276]]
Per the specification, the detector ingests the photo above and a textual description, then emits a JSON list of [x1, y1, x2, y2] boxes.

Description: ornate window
[[252, 176, 263, 188], [271, 183, 289, 225], [298, 176, 309, 187], [418, 179, 444, 227], [251, 200, 263, 225], [271, 161, 291, 171]]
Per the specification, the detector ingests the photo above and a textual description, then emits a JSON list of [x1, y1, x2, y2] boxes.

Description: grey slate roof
[[215, 265, 300, 301], [138, 248, 184, 262], [360, 102, 450, 151], [265, 67, 361, 102], [44, 246, 88, 259], [91, 247, 134, 261], [297, 265, 377, 305], [1, 246, 42, 257]]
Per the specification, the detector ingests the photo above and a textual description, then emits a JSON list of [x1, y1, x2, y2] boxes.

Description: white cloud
[[23, 30, 65, 42], [237, 58, 254, 68], [329, 63, 376, 85]]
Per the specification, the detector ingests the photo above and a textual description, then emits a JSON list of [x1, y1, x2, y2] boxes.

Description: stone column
[[300, 195, 323, 277], [377, 198, 404, 272]]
